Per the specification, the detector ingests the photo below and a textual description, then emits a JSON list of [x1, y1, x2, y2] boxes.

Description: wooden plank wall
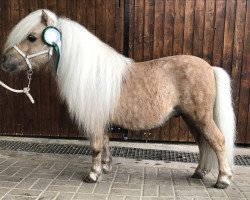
[[0, 0, 249, 144], [127, 0, 250, 145]]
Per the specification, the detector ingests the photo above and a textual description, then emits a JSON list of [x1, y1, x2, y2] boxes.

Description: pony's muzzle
[[1, 55, 8, 71], [1, 56, 18, 73]]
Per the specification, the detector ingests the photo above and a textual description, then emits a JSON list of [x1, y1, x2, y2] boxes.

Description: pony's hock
[[2, 9, 236, 188]]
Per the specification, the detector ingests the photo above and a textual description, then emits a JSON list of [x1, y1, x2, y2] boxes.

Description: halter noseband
[[10, 45, 53, 104], [13, 45, 52, 71]]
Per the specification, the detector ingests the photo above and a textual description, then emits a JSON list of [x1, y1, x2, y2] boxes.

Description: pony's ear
[[41, 10, 54, 26]]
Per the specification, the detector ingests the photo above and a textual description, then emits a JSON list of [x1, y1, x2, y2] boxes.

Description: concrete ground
[[0, 137, 249, 200]]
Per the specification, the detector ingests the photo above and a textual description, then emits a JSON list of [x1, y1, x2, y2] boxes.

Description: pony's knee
[[91, 138, 103, 151], [92, 149, 101, 158]]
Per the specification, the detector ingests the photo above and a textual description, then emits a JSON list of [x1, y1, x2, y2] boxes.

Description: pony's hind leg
[[194, 118, 232, 188], [101, 131, 112, 174], [84, 133, 104, 183]]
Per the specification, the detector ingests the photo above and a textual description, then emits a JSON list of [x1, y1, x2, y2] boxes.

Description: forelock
[[4, 9, 57, 53]]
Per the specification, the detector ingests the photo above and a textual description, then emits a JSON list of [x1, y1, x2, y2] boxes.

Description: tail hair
[[200, 67, 236, 173]]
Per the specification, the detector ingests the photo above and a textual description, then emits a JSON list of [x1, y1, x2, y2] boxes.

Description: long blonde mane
[[5, 9, 133, 136], [57, 18, 133, 135]]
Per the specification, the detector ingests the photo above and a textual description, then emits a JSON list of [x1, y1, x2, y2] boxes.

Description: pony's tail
[[200, 67, 236, 173]]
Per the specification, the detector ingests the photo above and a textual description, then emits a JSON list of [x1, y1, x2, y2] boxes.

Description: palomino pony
[[1, 10, 235, 189]]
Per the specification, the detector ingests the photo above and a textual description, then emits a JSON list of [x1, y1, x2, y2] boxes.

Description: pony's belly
[[112, 105, 176, 131]]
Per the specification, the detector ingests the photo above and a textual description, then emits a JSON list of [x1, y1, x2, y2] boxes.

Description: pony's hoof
[[214, 181, 230, 189], [192, 171, 205, 179], [214, 174, 231, 189], [83, 172, 99, 183], [102, 162, 112, 174]]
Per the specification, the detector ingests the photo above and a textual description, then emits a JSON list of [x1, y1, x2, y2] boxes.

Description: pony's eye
[[27, 34, 37, 42]]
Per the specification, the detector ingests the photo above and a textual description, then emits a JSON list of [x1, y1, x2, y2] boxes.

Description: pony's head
[[1, 10, 58, 73]]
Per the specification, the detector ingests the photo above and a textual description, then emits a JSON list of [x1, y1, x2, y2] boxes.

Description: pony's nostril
[[1, 55, 6, 63]]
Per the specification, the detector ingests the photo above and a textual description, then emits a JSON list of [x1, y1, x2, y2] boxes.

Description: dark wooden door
[[0, 0, 249, 144]]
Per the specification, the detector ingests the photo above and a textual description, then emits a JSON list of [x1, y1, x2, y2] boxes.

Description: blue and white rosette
[[42, 26, 62, 75]]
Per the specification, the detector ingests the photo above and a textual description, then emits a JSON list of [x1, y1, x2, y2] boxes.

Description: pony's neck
[[56, 18, 133, 135]]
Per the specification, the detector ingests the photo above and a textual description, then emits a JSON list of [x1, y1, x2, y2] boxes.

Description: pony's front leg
[[102, 131, 112, 174], [84, 133, 104, 183]]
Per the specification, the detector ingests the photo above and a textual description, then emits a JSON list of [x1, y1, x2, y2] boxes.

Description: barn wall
[[0, 0, 249, 144]]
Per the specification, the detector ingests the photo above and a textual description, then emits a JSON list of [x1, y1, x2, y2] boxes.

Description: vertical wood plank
[[96, 0, 106, 41], [223, 0, 236, 74], [128, 0, 135, 58], [193, 0, 205, 58], [173, 0, 185, 55], [183, 0, 195, 55], [237, 82, 249, 144], [66, 0, 77, 20], [245, 1, 250, 144], [85, 0, 96, 34], [153, 0, 164, 59], [128, 130, 142, 141], [114, 0, 124, 53], [231, 0, 247, 125], [76, 0, 86, 26], [143, 0, 154, 61], [57, 0, 66, 16], [203, 0, 215, 64], [133, 0, 144, 61], [238, 0, 249, 144], [213, 0, 226, 66], [163, 0, 175, 57], [105, 0, 115, 47], [28, 0, 38, 12]]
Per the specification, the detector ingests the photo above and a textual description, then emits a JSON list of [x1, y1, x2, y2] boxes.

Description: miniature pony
[[1, 10, 235, 189]]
